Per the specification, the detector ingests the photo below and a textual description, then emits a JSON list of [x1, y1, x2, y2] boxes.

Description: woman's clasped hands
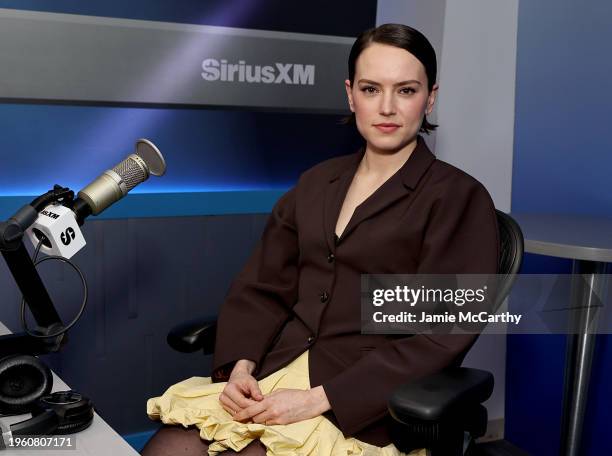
[[218, 359, 331, 426]]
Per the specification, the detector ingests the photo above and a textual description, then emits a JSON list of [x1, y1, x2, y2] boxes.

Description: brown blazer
[[211, 135, 499, 447]]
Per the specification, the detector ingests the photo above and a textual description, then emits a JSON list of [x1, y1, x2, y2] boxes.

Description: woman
[[143, 23, 498, 456]]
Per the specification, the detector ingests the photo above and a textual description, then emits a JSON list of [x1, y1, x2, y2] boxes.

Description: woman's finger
[[246, 378, 264, 400], [225, 382, 258, 409], [218, 392, 241, 415], [233, 400, 267, 422], [251, 410, 273, 425]]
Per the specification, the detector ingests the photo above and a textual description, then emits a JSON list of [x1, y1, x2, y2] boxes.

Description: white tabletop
[[0, 322, 138, 455], [511, 213, 612, 263]]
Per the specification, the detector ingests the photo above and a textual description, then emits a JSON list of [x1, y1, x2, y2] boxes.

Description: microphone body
[[77, 139, 166, 216], [78, 153, 149, 215]]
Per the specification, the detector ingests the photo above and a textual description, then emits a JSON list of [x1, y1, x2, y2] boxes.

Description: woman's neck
[[360, 137, 419, 178]]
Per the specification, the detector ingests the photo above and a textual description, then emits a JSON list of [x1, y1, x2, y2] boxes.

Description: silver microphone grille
[[112, 155, 148, 193], [77, 139, 165, 215]]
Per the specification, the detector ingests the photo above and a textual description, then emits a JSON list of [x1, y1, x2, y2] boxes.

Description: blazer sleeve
[[211, 187, 299, 381], [321, 179, 499, 437]]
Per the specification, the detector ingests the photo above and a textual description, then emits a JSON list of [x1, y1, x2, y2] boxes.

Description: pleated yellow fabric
[[147, 350, 425, 456]]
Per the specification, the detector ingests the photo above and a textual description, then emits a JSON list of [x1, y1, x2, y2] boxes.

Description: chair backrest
[[493, 210, 524, 310]]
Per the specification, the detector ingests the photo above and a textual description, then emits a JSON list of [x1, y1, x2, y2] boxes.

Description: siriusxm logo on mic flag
[[26, 204, 85, 259], [201, 59, 315, 85], [60, 227, 76, 246]]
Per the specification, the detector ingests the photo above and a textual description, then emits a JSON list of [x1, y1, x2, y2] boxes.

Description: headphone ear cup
[[0, 355, 53, 415], [37, 391, 94, 435]]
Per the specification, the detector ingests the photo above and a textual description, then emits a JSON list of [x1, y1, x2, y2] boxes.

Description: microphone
[[76, 138, 166, 216], [25, 139, 166, 258]]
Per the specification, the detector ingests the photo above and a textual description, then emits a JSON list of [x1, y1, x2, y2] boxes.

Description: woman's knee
[[140, 425, 266, 456], [229, 439, 267, 455], [140, 425, 209, 456]]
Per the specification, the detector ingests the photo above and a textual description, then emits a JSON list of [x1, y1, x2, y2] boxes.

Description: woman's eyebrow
[[357, 79, 422, 86]]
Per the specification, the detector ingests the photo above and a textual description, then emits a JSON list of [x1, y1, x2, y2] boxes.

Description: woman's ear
[[426, 83, 439, 115], [344, 79, 354, 112]]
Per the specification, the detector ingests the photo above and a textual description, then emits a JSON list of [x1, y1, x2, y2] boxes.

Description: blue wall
[[508, 0, 612, 454], [512, 0, 612, 215], [0, 104, 360, 194]]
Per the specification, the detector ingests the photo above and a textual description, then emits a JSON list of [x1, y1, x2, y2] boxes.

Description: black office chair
[[386, 210, 524, 456], [167, 210, 524, 456]]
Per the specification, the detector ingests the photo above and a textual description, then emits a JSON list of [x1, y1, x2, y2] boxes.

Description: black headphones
[[0, 354, 53, 415], [0, 355, 93, 437]]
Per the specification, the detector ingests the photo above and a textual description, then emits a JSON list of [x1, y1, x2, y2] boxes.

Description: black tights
[[140, 425, 267, 456]]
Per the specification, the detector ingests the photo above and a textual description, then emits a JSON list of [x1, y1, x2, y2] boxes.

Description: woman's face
[[345, 43, 438, 154]]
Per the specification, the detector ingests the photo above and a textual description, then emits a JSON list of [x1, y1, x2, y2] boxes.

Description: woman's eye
[[400, 87, 416, 95], [361, 86, 378, 94]]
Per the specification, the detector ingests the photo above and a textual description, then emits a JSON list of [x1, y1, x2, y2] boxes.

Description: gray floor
[[478, 440, 532, 456]]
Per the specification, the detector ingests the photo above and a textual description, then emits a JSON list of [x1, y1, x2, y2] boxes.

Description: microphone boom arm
[[0, 186, 76, 354]]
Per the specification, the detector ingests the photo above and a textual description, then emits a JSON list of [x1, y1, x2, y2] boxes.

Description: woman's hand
[[233, 386, 331, 425], [218, 359, 263, 416]]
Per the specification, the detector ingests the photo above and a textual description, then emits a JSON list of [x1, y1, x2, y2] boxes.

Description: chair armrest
[[167, 317, 217, 354], [388, 367, 493, 423]]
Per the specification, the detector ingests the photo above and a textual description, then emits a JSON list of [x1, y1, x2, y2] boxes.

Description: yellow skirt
[[147, 350, 425, 456]]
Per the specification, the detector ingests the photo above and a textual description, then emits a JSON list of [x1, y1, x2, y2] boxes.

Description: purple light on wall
[[63, 0, 261, 183]]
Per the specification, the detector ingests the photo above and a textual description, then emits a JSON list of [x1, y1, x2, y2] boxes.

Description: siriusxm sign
[[202, 59, 315, 85], [0, 8, 353, 111]]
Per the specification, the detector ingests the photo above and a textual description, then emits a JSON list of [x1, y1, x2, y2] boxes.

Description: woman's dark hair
[[343, 23, 438, 134]]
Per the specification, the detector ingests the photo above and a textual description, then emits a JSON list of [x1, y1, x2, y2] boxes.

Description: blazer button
[[327, 253, 335, 263], [307, 336, 315, 344], [320, 292, 329, 303]]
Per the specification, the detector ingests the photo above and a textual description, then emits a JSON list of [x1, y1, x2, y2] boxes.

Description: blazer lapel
[[339, 172, 409, 241], [322, 150, 363, 252], [325, 136, 436, 246]]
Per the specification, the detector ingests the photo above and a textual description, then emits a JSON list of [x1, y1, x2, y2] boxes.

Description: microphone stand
[[0, 185, 82, 357]]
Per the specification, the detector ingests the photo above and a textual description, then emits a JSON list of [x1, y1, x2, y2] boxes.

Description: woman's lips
[[374, 124, 400, 133]]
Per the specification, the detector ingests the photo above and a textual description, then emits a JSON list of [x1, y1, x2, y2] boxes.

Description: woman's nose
[[379, 93, 396, 116]]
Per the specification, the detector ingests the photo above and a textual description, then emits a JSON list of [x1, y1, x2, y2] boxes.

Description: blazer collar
[[328, 135, 435, 189], [323, 136, 436, 250]]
